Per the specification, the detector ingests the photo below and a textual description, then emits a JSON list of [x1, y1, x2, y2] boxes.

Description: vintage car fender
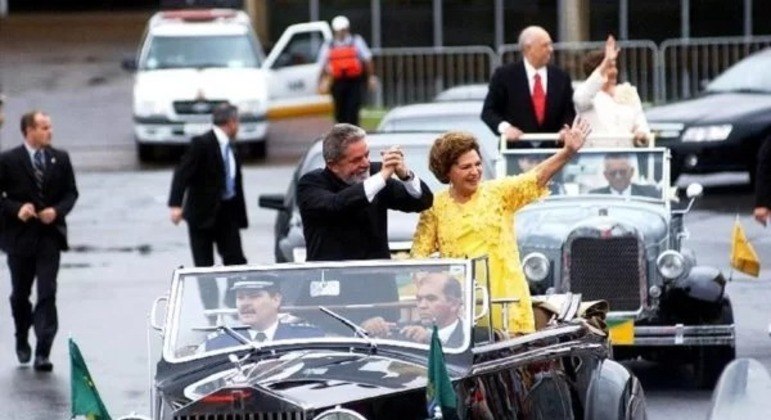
[[584, 359, 647, 419]]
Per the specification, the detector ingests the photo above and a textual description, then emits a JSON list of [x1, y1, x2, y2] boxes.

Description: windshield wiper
[[218, 324, 263, 352], [319, 306, 377, 354]]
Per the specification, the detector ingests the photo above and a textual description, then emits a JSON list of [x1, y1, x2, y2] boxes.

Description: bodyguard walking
[[0, 110, 79, 371], [168, 103, 248, 309]]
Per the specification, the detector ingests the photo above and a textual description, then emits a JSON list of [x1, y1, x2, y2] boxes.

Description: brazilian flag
[[426, 325, 459, 420], [70, 338, 112, 420]]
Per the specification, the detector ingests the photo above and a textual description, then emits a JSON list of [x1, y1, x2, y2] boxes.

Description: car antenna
[[319, 306, 377, 354]]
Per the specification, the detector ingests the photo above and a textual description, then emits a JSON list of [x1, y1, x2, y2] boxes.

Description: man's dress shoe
[[33, 356, 53, 372], [16, 340, 31, 364]]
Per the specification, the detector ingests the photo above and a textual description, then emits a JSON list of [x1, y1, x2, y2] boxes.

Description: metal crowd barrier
[[498, 40, 660, 105], [659, 35, 771, 102], [370, 45, 497, 108]]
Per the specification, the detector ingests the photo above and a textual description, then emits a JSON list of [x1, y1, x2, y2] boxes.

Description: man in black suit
[[0, 110, 79, 371], [590, 153, 661, 198], [753, 138, 771, 226], [481, 26, 575, 146], [362, 272, 466, 348], [168, 103, 248, 310], [204, 279, 324, 350], [296, 123, 433, 261]]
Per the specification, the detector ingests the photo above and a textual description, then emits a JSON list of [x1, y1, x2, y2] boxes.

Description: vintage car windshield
[[502, 148, 667, 202], [141, 35, 261, 70], [169, 262, 473, 359]]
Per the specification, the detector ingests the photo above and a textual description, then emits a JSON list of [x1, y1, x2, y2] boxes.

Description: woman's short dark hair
[[582, 49, 605, 78], [429, 131, 480, 184]]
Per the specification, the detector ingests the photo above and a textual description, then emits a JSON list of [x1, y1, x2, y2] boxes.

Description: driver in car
[[361, 272, 465, 347], [590, 152, 660, 198], [204, 278, 323, 350]]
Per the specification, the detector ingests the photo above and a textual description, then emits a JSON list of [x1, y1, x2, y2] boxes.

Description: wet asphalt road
[[1, 13, 770, 420]]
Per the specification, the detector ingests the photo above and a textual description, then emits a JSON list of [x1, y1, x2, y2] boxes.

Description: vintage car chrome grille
[[174, 413, 305, 420], [173, 100, 228, 115], [569, 237, 642, 311]]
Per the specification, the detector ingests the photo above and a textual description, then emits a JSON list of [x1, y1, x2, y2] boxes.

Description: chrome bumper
[[625, 324, 735, 346]]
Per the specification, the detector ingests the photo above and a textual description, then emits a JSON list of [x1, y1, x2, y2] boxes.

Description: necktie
[[253, 331, 267, 342], [222, 142, 235, 200], [33, 150, 45, 194], [532, 73, 546, 125]]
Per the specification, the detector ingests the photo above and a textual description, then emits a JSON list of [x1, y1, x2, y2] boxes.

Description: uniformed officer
[[317, 15, 377, 126], [204, 277, 323, 350]]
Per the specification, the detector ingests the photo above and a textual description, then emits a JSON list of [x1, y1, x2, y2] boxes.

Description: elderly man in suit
[[168, 103, 248, 310], [205, 278, 323, 350], [361, 272, 466, 348], [0, 110, 79, 371], [590, 152, 660, 198], [481, 25, 576, 146], [296, 123, 433, 261]]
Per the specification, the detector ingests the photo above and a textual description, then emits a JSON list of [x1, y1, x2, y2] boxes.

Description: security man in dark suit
[[168, 103, 248, 310], [296, 123, 433, 261], [204, 278, 324, 350], [0, 110, 79, 371], [481, 25, 575, 146], [753, 138, 771, 226]]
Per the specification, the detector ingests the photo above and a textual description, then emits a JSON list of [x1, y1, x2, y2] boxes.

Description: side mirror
[[686, 183, 704, 199], [121, 56, 137, 71], [259, 193, 287, 211]]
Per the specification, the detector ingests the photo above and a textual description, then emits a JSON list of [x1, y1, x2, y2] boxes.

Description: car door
[[263, 22, 333, 119]]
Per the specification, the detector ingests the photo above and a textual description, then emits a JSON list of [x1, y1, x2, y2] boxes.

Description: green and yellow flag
[[426, 325, 458, 420], [730, 219, 760, 277], [70, 338, 111, 420]]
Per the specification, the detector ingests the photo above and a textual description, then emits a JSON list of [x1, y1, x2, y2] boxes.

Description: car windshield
[[705, 51, 771, 94], [141, 34, 261, 70], [169, 262, 473, 359], [503, 148, 667, 202]]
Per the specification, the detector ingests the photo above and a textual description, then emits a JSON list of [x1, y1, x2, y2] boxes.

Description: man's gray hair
[[212, 103, 238, 126], [322, 123, 367, 163], [518, 25, 546, 50]]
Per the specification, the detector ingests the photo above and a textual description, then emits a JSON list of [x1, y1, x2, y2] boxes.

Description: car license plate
[[184, 123, 210, 136], [607, 318, 634, 345]]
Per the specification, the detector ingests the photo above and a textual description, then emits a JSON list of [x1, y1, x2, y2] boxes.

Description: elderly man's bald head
[[518, 26, 553, 69]]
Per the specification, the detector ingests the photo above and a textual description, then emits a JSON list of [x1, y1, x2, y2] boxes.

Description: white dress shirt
[[212, 125, 235, 182], [249, 320, 279, 342], [610, 185, 632, 197], [362, 172, 422, 203]]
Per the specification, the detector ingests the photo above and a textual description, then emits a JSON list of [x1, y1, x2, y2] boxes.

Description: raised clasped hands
[[380, 145, 410, 180], [560, 117, 592, 153]]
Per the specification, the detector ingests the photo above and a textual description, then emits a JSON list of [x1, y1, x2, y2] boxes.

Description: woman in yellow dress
[[411, 120, 590, 334]]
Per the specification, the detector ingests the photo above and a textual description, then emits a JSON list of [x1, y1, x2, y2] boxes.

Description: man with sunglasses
[[590, 152, 660, 198]]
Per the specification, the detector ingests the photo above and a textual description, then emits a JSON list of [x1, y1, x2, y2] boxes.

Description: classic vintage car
[[147, 258, 647, 419], [257, 132, 496, 262], [501, 146, 736, 388]]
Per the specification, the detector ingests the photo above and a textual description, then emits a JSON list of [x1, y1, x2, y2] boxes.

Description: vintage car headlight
[[313, 408, 368, 420], [681, 125, 732, 142], [522, 252, 550, 282], [657, 250, 686, 280]]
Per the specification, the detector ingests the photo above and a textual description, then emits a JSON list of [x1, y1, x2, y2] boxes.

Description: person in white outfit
[[573, 35, 651, 148]]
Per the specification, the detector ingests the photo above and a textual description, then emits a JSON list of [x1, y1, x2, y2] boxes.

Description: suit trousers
[[7, 234, 61, 357], [331, 77, 364, 126], [187, 198, 247, 310]]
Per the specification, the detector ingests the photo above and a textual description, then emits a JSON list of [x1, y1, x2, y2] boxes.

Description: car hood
[[135, 68, 268, 102], [645, 92, 771, 124], [516, 199, 669, 250]]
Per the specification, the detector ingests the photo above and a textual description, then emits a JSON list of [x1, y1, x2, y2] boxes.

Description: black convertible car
[[646, 47, 771, 183], [147, 258, 647, 419]]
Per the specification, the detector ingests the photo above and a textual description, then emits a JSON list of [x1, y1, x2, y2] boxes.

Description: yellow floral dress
[[411, 172, 548, 334]]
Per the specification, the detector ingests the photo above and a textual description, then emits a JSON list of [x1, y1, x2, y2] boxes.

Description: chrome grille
[[174, 413, 305, 420], [173, 100, 228, 115], [568, 237, 643, 311]]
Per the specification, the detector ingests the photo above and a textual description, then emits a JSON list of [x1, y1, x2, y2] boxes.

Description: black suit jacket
[[755, 138, 771, 208], [481, 61, 575, 137], [168, 130, 248, 230], [297, 162, 433, 261], [205, 323, 324, 351], [0, 145, 78, 254], [590, 184, 661, 198]]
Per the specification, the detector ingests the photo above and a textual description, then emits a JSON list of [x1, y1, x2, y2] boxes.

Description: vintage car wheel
[[693, 299, 736, 389]]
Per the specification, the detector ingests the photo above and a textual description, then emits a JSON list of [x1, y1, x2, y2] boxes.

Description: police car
[[124, 9, 333, 160]]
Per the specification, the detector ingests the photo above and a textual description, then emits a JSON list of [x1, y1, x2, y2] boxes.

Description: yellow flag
[[730, 219, 760, 277]]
